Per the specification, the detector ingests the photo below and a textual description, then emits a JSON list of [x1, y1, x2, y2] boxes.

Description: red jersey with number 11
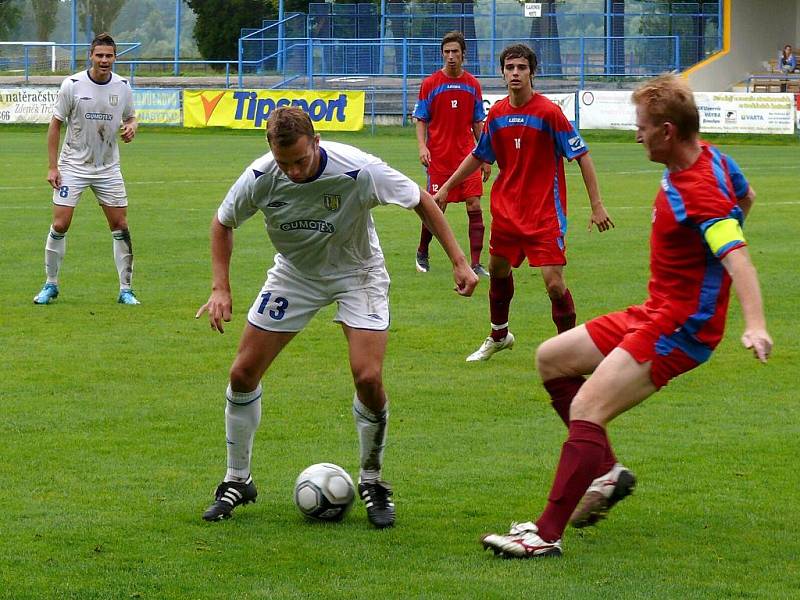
[[473, 93, 588, 238]]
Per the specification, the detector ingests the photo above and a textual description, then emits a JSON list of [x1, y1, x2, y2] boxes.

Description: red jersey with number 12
[[413, 70, 486, 176]]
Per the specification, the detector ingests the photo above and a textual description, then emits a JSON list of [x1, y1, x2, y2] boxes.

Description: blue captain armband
[[702, 218, 746, 258]]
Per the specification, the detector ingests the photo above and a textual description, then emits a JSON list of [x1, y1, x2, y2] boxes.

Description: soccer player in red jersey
[[433, 44, 613, 362], [413, 31, 491, 277], [480, 74, 773, 559]]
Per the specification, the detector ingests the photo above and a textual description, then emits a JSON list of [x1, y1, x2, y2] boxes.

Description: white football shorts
[[247, 261, 391, 333], [52, 169, 128, 207]]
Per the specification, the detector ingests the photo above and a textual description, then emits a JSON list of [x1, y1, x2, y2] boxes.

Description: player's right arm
[[196, 164, 260, 333], [46, 117, 63, 189], [720, 246, 772, 363], [415, 118, 431, 167], [196, 215, 234, 333]]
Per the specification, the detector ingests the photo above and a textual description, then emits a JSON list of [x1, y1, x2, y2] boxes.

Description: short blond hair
[[266, 107, 315, 148], [631, 74, 699, 140]]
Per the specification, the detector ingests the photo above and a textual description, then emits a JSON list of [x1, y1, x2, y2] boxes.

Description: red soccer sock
[[543, 376, 585, 427], [551, 288, 576, 333], [418, 224, 434, 256], [535, 420, 609, 542], [489, 274, 514, 341], [467, 210, 485, 266]]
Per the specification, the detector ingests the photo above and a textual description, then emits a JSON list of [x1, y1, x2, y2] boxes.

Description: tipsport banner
[[183, 90, 365, 131]]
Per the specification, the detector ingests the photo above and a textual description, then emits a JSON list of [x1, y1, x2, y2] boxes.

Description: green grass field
[[2, 125, 798, 599]]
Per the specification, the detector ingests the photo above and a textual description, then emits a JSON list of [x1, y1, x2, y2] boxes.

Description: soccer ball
[[293, 463, 355, 522]]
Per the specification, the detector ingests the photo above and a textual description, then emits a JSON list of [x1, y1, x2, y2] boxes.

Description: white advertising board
[[694, 92, 795, 134], [578, 90, 796, 134], [0, 87, 181, 125], [483, 93, 576, 123], [578, 90, 635, 130], [0, 87, 58, 123]]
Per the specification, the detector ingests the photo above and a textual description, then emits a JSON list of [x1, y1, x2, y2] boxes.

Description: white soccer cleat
[[466, 332, 515, 362], [481, 521, 562, 559], [570, 462, 636, 528]]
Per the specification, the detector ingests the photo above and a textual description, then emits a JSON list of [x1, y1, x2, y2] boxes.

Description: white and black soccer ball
[[293, 463, 355, 522]]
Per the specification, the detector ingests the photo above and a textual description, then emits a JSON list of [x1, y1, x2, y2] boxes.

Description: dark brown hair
[[90, 33, 117, 55], [266, 106, 315, 147], [499, 44, 538, 74], [441, 31, 466, 54]]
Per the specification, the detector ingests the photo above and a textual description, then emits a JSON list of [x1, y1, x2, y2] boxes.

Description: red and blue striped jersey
[[413, 69, 485, 176], [473, 93, 588, 237], [646, 142, 749, 361]]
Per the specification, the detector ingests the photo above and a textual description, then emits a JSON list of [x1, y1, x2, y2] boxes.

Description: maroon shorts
[[428, 170, 482, 203], [585, 305, 704, 389], [488, 228, 566, 267]]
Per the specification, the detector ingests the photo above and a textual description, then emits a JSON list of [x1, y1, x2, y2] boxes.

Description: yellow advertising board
[[183, 89, 364, 131]]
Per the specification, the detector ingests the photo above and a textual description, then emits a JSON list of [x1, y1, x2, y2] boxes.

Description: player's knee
[[545, 280, 566, 300], [229, 363, 261, 393], [535, 338, 562, 379], [352, 368, 383, 396], [52, 219, 70, 234]]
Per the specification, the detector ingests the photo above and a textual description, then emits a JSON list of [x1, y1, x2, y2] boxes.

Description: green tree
[[0, 0, 23, 39], [79, 0, 128, 36], [32, 0, 59, 40], [186, 0, 275, 61]]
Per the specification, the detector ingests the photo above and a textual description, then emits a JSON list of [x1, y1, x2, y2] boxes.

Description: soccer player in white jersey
[[33, 33, 140, 306], [197, 107, 479, 527]]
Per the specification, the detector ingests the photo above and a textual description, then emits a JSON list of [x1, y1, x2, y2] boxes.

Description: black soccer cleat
[[358, 480, 395, 529], [202, 476, 258, 521]]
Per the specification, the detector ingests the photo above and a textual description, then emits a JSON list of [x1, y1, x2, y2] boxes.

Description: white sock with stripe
[[112, 229, 134, 290], [352, 392, 388, 483], [45, 226, 66, 284], [224, 384, 262, 483]]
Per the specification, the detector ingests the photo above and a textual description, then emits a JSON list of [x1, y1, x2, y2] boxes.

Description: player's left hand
[[741, 328, 772, 363], [481, 163, 491, 182], [120, 122, 137, 143], [589, 205, 614, 232], [453, 262, 479, 297]]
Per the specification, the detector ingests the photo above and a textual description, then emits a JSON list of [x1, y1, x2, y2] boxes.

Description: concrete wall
[[687, 0, 799, 91]]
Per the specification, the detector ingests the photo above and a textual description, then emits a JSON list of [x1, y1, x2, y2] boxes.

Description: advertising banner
[[0, 87, 182, 125], [483, 93, 576, 123], [578, 90, 636, 130], [184, 89, 365, 131], [0, 87, 58, 123], [694, 92, 795, 134], [132, 89, 181, 125], [578, 90, 796, 134]]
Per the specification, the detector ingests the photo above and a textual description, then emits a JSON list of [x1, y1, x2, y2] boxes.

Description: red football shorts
[[488, 228, 566, 267], [428, 169, 482, 203], [585, 305, 703, 389]]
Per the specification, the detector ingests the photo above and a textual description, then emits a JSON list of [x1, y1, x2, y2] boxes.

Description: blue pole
[[604, 0, 611, 76], [71, 0, 77, 72], [278, 0, 285, 73], [674, 35, 680, 71], [380, 0, 386, 74], [490, 0, 496, 70], [174, 0, 181, 75], [307, 38, 313, 90], [238, 38, 244, 88], [579, 36, 585, 89], [402, 37, 408, 126]]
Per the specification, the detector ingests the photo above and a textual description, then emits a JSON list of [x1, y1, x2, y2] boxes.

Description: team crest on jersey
[[108, 94, 119, 106], [323, 194, 341, 211]]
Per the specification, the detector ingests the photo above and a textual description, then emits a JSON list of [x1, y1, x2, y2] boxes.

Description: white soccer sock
[[224, 384, 262, 482], [45, 226, 66, 284], [112, 229, 134, 290], [352, 392, 388, 483]]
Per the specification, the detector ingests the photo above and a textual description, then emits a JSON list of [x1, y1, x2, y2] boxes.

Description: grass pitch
[[1, 125, 798, 599]]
